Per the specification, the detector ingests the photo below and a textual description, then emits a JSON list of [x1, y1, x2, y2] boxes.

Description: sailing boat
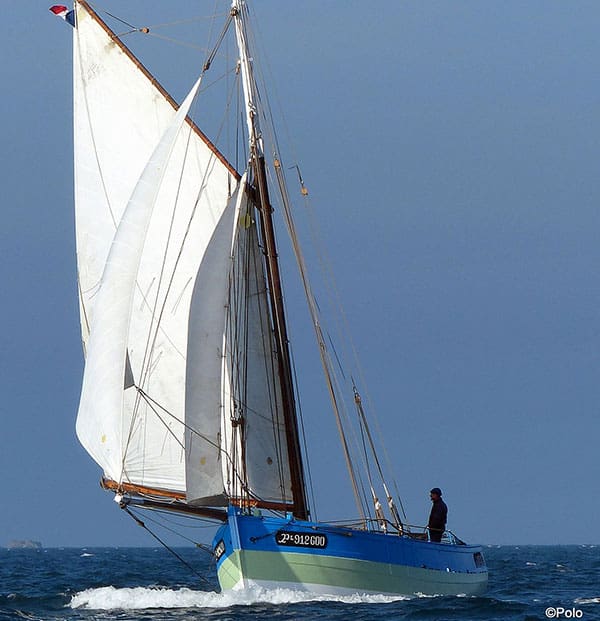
[[63, 0, 488, 596]]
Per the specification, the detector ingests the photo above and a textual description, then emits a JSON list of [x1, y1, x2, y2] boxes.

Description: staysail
[[223, 200, 293, 507], [185, 182, 293, 508], [184, 176, 248, 506], [72, 1, 300, 511]]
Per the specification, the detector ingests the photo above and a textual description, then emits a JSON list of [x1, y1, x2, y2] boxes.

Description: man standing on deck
[[428, 487, 448, 542]]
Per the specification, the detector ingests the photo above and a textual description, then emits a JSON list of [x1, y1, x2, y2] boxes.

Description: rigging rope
[[144, 14, 230, 30], [102, 9, 136, 30], [94, 2, 229, 42], [121, 505, 213, 586], [236, 2, 411, 529], [290, 347, 318, 521], [202, 11, 233, 71], [126, 505, 215, 551]]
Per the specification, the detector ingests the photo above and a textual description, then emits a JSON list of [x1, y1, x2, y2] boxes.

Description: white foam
[[69, 585, 408, 610], [575, 597, 600, 605]]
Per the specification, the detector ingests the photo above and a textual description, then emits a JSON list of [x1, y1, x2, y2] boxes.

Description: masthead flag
[[49, 5, 75, 27]]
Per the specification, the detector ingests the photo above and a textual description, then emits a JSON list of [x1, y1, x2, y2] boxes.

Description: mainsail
[[73, 1, 298, 511]]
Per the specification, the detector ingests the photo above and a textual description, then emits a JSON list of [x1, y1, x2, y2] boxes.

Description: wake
[[69, 585, 408, 610]]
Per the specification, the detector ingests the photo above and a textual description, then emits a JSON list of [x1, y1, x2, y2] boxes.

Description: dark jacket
[[428, 498, 448, 533]]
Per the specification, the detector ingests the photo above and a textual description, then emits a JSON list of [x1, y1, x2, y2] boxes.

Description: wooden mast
[[232, 2, 309, 520]]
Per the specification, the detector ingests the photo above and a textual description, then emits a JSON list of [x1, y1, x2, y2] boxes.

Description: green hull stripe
[[218, 549, 487, 596]]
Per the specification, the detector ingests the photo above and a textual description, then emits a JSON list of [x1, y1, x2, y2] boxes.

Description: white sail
[[186, 192, 293, 507], [224, 206, 294, 507], [76, 74, 197, 486], [73, 2, 234, 349], [185, 175, 247, 505], [73, 1, 297, 507], [73, 4, 169, 348], [74, 2, 237, 492]]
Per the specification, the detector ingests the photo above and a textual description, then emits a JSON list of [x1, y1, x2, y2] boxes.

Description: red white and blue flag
[[49, 5, 75, 27]]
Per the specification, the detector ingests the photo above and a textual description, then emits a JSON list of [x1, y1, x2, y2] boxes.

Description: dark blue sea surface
[[0, 546, 598, 620]]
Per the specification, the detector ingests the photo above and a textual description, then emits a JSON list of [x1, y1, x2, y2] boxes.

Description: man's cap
[[430, 487, 442, 496]]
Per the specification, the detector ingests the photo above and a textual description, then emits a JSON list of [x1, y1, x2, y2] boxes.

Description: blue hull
[[213, 508, 488, 596]]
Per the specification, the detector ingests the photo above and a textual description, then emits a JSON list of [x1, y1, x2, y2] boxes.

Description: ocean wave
[[575, 597, 600, 605], [69, 585, 409, 610]]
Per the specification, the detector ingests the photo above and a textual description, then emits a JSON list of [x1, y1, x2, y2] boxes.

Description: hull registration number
[[275, 530, 328, 549]]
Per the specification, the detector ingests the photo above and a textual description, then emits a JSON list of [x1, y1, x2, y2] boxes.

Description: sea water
[[0, 546, 598, 620]]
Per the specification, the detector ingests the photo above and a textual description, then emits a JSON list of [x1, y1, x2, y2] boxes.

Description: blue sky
[[2, 1, 599, 547]]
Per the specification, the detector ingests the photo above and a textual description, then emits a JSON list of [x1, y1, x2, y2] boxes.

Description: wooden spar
[[249, 159, 309, 520], [101, 477, 293, 516], [127, 499, 227, 522], [75, 0, 240, 181], [101, 477, 186, 500], [230, 2, 309, 520], [101, 478, 228, 521]]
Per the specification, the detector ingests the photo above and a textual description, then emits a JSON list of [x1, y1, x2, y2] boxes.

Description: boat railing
[[399, 524, 464, 544], [356, 519, 466, 544], [315, 518, 466, 544]]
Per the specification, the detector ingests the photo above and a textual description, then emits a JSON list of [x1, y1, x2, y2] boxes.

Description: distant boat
[[7, 540, 42, 550], [64, 0, 488, 596]]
